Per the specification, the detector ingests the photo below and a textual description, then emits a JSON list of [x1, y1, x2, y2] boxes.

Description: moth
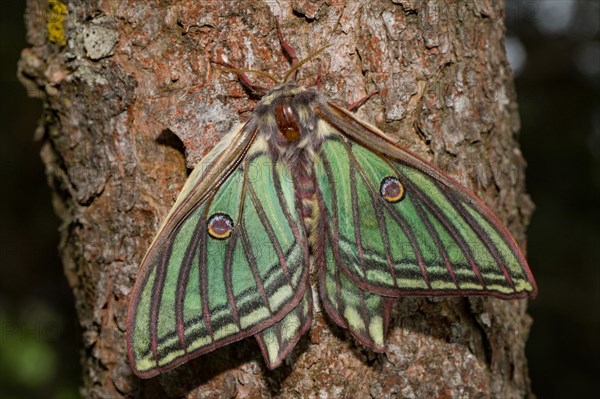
[[127, 44, 537, 378]]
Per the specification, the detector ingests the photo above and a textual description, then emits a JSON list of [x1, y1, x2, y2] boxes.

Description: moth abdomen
[[292, 164, 317, 234]]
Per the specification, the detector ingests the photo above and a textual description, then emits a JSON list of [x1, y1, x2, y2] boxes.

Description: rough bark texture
[[19, 0, 536, 398]]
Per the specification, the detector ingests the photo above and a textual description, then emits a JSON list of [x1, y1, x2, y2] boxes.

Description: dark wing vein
[[175, 215, 204, 352], [198, 204, 214, 342], [240, 225, 274, 316], [272, 161, 309, 265], [439, 185, 515, 290], [150, 240, 174, 364], [348, 155, 367, 276], [247, 179, 292, 286]]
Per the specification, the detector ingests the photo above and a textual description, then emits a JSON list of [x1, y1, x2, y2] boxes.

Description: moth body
[[250, 83, 325, 238]]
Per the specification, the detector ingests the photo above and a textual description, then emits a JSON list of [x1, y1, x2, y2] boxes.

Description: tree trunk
[[19, 0, 535, 397]]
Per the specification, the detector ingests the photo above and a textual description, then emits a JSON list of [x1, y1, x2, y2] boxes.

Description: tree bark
[[19, 0, 535, 397]]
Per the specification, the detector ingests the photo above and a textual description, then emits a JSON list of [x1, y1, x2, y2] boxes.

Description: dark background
[[0, 1, 597, 398]]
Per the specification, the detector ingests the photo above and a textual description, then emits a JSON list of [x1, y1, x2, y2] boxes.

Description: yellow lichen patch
[[48, 0, 67, 46]]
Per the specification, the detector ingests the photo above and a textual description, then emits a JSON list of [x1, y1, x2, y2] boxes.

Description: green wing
[[127, 125, 310, 378], [314, 103, 537, 300], [255, 287, 312, 368], [316, 220, 393, 351]]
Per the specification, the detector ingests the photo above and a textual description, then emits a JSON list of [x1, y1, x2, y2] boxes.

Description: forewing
[[314, 103, 537, 299], [127, 126, 309, 378]]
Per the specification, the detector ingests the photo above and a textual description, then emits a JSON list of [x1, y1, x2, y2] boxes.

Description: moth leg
[[214, 57, 269, 97], [276, 18, 299, 67], [314, 63, 324, 90], [346, 90, 379, 112]]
